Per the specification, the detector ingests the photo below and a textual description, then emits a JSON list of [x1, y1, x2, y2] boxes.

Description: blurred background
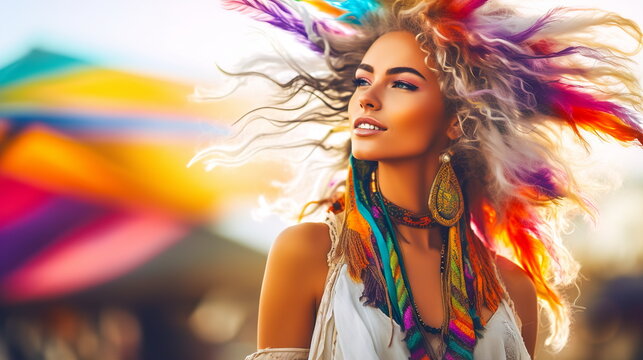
[[0, 0, 641, 359]]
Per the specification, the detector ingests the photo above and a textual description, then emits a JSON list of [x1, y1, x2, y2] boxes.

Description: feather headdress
[[214, 0, 643, 354]]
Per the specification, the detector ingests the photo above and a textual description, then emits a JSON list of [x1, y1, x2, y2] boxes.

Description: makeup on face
[[354, 116, 388, 136], [351, 63, 427, 137], [353, 64, 425, 91], [348, 31, 450, 161]]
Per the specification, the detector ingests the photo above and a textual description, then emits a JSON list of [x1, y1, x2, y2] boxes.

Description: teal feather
[[325, 0, 381, 24]]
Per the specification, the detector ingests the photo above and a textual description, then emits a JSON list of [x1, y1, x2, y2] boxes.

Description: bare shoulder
[[269, 222, 333, 288], [272, 222, 332, 264], [278, 221, 334, 304], [494, 255, 538, 358], [495, 256, 537, 299], [256, 221, 332, 349]]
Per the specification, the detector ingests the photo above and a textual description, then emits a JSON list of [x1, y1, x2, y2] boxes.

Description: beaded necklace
[[380, 195, 436, 229]]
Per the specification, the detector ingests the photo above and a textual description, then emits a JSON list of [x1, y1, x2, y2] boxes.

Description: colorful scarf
[[331, 155, 505, 360]]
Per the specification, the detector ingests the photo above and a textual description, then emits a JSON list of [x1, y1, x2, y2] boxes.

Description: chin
[[351, 147, 383, 162], [351, 148, 373, 161]]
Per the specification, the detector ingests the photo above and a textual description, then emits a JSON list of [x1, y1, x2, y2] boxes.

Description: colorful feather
[[221, 0, 332, 53], [546, 82, 643, 145], [322, 0, 381, 24]]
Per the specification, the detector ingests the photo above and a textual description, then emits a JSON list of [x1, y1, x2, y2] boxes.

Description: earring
[[428, 150, 464, 227]]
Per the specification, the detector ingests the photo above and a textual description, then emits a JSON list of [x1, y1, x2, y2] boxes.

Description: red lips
[[354, 116, 388, 130]]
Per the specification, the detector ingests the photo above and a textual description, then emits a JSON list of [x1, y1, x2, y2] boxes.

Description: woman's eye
[[352, 78, 417, 91], [352, 78, 369, 87], [393, 81, 418, 91]]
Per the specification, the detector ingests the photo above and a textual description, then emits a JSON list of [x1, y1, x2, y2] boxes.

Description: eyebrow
[[357, 63, 426, 80]]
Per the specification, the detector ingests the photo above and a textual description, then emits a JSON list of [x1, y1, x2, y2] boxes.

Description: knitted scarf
[[331, 154, 505, 360]]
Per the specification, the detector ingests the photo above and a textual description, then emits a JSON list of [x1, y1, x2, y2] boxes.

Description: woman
[[189, 0, 643, 358]]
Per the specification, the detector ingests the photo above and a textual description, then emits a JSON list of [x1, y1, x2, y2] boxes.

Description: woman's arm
[[496, 256, 539, 359], [256, 222, 331, 349]]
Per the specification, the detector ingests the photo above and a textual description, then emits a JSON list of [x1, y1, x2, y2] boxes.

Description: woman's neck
[[377, 151, 441, 215], [377, 152, 445, 251]]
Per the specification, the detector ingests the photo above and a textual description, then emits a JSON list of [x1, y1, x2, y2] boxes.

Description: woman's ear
[[446, 115, 463, 140]]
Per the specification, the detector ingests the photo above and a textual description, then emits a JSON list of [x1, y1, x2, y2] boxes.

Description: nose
[[358, 88, 381, 111]]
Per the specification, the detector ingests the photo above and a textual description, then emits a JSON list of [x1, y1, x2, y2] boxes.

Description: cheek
[[381, 90, 449, 156], [389, 94, 445, 137]]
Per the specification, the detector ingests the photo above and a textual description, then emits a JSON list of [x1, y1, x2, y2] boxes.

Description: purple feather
[[221, 0, 329, 54], [503, 8, 559, 43], [516, 167, 563, 199]]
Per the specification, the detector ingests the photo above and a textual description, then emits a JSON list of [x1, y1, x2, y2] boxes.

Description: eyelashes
[[352, 77, 418, 91], [394, 81, 418, 91], [352, 78, 368, 87]]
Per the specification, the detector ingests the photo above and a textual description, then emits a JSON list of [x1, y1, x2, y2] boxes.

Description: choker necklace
[[371, 168, 436, 229]]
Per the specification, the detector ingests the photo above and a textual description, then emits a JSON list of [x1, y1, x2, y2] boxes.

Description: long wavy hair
[[188, 0, 643, 351]]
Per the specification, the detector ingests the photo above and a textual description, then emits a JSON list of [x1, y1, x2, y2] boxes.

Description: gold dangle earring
[[428, 149, 464, 227]]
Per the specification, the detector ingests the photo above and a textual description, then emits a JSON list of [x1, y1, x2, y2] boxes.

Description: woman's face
[[348, 30, 457, 161]]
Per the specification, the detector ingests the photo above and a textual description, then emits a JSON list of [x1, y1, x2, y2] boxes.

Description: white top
[[245, 211, 531, 360]]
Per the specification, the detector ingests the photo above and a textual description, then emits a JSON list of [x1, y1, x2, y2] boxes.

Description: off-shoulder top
[[244, 211, 531, 360]]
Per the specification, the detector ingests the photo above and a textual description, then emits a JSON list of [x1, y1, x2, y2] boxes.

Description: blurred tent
[[0, 47, 280, 305]]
